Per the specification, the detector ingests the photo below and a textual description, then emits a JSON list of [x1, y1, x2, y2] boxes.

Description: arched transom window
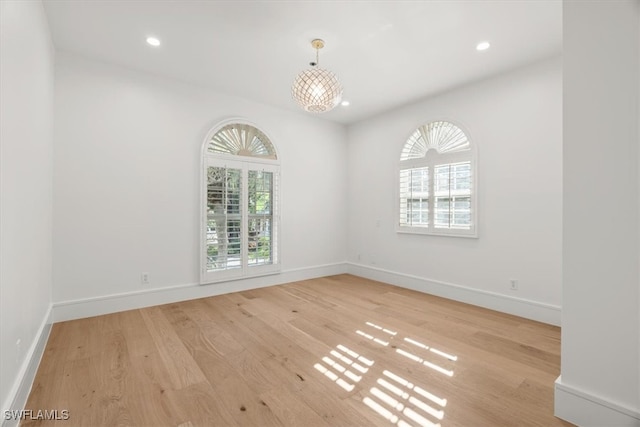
[[398, 121, 477, 237], [208, 123, 277, 159], [202, 121, 280, 284]]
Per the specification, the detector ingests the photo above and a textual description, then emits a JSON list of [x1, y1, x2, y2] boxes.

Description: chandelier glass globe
[[291, 39, 343, 113]]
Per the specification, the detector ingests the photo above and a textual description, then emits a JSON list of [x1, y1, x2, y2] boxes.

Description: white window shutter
[[398, 121, 476, 237], [202, 122, 281, 284]]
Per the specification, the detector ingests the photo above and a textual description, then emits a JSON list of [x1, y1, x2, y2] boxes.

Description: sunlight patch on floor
[[366, 369, 446, 427], [356, 329, 389, 346], [404, 337, 458, 362], [366, 321, 398, 336], [360, 322, 454, 426], [395, 349, 454, 377], [314, 344, 374, 392], [313, 320, 457, 426]]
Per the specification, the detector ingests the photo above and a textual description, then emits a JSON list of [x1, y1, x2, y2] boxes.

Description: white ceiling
[[42, 0, 562, 125]]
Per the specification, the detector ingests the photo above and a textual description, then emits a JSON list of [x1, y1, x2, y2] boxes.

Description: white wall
[[52, 52, 348, 314], [346, 57, 562, 324], [0, 0, 54, 416], [556, 1, 640, 425]]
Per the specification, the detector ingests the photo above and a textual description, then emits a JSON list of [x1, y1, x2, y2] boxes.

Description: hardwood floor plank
[[23, 275, 573, 427], [164, 382, 241, 427], [258, 388, 332, 427], [139, 306, 207, 390]]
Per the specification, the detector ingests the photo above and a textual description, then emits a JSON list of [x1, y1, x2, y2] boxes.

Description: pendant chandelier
[[291, 39, 343, 113]]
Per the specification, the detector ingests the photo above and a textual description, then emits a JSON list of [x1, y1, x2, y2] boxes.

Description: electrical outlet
[[141, 272, 149, 285], [510, 279, 518, 290]]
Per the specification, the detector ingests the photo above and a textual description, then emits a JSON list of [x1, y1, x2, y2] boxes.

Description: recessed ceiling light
[[476, 41, 490, 51], [146, 37, 161, 47], [341, 100, 350, 107]]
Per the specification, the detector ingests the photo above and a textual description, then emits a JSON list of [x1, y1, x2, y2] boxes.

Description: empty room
[[1, 1, 639, 426]]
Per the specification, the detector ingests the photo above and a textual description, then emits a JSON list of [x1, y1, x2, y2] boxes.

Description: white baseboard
[[555, 376, 640, 426], [53, 262, 560, 325], [346, 262, 561, 325], [52, 263, 348, 322], [1, 305, 52, 427]]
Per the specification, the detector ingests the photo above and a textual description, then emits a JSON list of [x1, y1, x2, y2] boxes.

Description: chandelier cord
[[315, 47, 320, 67]]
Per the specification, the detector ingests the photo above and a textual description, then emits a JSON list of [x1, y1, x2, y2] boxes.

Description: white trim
[[1, 306, 52, 427], [346, 262, 560, 325], [52, 263, 347, 322], [397, 226, 479, 239], [52, 263, 561, 325], [554, 376, 640, 426]]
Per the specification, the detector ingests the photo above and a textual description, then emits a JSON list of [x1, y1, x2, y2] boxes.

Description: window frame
[[397, 121, 477, 238], [200, 119, 281, 284]]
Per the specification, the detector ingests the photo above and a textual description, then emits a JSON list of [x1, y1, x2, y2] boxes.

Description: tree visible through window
[[398, 121, 476, 237], [202, 122, 280, 283]]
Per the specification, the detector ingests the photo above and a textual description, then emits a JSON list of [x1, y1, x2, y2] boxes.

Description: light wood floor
[[24, 274, 573, 427]]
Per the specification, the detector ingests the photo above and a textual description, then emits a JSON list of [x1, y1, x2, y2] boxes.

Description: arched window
[[208, 123, 277, 158], [201, 120, 280, 284], [398, 121, 477, 237]]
